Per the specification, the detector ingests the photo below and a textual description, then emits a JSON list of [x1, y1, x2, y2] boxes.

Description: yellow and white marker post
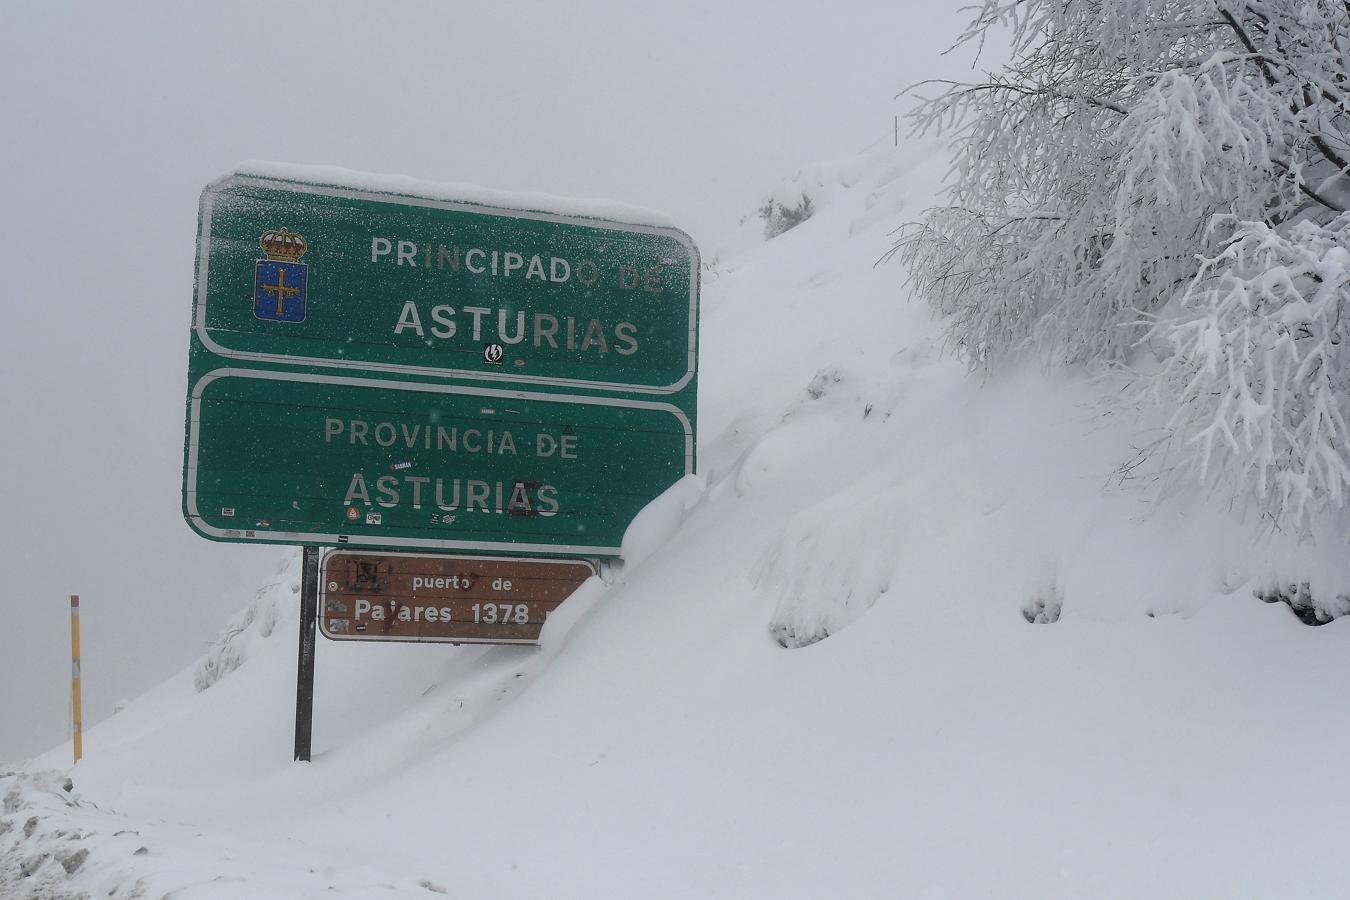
[[70, 594, 82, 763]]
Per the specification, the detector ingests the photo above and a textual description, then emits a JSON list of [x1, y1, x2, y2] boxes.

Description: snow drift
[[4, 143, 1350, 899]]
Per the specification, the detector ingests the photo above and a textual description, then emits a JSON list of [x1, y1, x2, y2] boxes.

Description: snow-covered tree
[[900, 0, 1350, 529]]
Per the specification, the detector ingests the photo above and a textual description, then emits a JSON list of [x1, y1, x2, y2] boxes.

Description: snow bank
[[0, 767, 451, 898], [13, 143, 1350, 898], [193, 553, 296, 693]]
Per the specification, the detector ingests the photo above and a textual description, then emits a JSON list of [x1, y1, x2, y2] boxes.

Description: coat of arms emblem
[[254, 227, 308, 322]]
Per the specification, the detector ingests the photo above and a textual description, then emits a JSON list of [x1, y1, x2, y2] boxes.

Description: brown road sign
[[319, 550, 596, 645]]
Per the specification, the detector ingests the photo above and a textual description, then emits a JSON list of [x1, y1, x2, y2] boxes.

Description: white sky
[[0, 0, 971, 760]]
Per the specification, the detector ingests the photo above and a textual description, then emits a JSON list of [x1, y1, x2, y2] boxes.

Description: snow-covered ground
[[5, 145, 1350, 899]]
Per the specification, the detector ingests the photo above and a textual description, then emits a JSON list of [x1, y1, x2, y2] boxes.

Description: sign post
[[184, 165, 699, 759], [293, 547, 319, 763]]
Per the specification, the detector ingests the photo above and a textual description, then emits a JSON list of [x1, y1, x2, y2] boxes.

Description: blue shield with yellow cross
[[254, 227, 309, 323]]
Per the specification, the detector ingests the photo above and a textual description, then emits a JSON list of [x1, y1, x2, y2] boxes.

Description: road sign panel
[[184, 369, 690, 556], [319, 551, 596, 644], [195, 171, 698, 395]]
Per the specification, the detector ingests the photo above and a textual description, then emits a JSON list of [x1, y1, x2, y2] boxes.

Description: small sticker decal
[[221, 507, 235, 517], [366, 511, 383, 525], [483, 343, 504, 364], [346, 506, 360, 522]]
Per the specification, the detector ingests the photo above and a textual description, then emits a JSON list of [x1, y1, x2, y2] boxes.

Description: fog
[[0, 0, 967, 760]]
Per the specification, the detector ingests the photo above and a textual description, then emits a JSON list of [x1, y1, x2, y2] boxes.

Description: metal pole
[[70, 595, 83, 764], [294, 546, 319, 762]]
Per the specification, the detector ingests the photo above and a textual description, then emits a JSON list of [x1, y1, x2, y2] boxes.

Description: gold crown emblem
[[260, 228, 307, 263]]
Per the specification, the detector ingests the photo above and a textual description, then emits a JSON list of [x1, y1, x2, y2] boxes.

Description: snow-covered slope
[[5, 144, 1350, 899]]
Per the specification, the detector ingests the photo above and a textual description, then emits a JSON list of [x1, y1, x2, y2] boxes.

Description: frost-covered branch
[[1147, 216, 1350, 523], [898, 0, 1350, 530]]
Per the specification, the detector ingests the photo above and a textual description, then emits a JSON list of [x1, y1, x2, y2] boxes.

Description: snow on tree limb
[[898, 0, 1350, 529], [1152, 216, 1350, 524]]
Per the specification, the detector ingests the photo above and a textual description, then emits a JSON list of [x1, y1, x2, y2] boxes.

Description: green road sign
[[184, 166, 698, 556], [195, 170, 697, 395], [185, 370, 691, 556]]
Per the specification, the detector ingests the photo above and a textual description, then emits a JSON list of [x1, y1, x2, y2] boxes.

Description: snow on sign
[[183, 164, 699, 557], [319, 551, 595, 645]]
